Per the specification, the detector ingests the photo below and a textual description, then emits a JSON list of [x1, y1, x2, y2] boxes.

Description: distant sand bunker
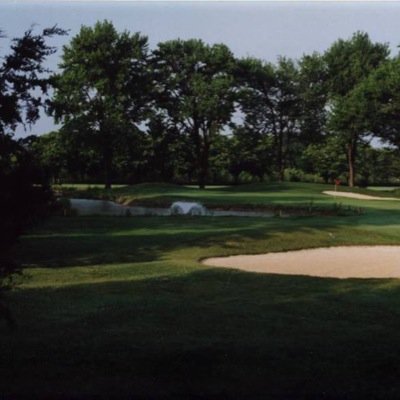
[[203, 246, 400, 278], [323, 191, 399, 201]]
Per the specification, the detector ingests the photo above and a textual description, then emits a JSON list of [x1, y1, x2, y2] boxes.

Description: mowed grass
[[60, 181, 400, 211], [2, 182, 400, 398]]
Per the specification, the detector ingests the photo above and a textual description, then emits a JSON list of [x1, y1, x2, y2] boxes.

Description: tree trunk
[[277, 128, 285, 181], [103, 144, 113, 190], [347, 140, 357, 188], [278, 118, 285, 182], [198, 137, 210, 189], [194, 122, 210, 189]]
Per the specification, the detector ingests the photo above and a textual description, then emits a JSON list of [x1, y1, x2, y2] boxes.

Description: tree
[[236, 57, 301, 180], [51, 20, 151, 189], [209, 133, 232, 184], [228, 126, 273, 183], [145, 114, 191, 182], [25, 127, 102, 184], [324, 32, 389, 187], [0, 26, 65, 325], [302, 135, 347, 183], [0, 26, 66, 136], [350, 58, 400, 150], [356, 145, 400, 186], [152, 39, 236, 188], [297, 52, 328, 146], [23, 132, 68, 184]]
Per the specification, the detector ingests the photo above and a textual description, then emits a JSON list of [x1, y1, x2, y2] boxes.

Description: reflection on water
[[69, 199, 169, 216]]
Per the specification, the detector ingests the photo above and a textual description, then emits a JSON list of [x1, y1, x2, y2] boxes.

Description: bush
[[284, 168, 304, 182], [282, 168, 324, 184]]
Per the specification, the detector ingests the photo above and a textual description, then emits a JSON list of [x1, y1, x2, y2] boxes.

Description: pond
[[69, 199, 169, 216], [69, 198, 274, 218]]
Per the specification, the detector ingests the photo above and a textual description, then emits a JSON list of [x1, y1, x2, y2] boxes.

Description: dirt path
[[203, 246, 400, 278], [323, 191, 399, 201]]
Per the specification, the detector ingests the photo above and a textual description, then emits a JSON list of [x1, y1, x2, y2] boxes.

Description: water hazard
[[69, 198, 274, 218]]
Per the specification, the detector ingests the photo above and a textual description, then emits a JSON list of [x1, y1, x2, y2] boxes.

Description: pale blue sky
[[2, 1, 400, 137]]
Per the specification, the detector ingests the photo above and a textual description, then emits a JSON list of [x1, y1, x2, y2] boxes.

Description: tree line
[[18, 20, 400, 190]]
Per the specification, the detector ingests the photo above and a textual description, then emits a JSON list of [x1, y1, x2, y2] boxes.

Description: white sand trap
[[323, 191, 399, 201], [203, 246, 400, 279]]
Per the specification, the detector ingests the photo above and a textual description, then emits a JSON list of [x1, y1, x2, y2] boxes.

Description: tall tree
[[236, 57, 300, 180], [324, 32, 389, 187], [0, 26, 65, 325], [152, 39, 236, 188], [51, 20, 151, 189], [298, 52, 328, 146], [349, 58, 400, 150]]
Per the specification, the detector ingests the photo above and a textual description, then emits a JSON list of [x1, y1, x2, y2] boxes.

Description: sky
[[2, 0, 400, 137]]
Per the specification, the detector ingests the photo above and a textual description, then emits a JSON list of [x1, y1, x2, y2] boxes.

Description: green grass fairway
[[59, 181, 400, 209], [368, 186, 399, 192], [2, 182, 400, 398]]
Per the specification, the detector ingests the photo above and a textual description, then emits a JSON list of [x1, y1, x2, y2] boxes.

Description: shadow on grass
[[3, 268, 400, 398], [16, 211, 400, 269], [17, 216, 274, 267]]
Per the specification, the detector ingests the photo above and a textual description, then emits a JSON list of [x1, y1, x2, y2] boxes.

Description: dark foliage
[[0, 135, 53, 284], [0, 26, 66, 324]]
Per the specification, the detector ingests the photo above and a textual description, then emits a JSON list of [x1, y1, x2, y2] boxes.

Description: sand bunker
[[323, 191, 399, 201], [203, 246, 400, 278]]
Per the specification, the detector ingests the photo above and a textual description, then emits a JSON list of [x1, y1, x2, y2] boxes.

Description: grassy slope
[[2, 182, 400, 398]]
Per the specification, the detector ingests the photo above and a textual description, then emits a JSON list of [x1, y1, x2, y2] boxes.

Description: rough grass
[[2, 182, 400, 398]]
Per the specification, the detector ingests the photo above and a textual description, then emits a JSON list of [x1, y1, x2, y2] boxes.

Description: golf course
[[2, 182, 400, 398], [4, 3, 400, 398]]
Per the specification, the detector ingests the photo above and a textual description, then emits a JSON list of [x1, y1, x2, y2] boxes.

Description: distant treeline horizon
[[4, 20, 400, 191]]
